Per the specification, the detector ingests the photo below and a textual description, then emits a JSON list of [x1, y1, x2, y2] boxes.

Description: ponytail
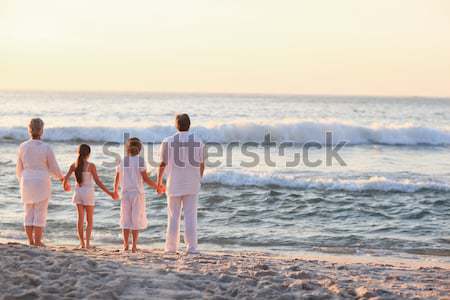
[[75, 144, 91, 186]]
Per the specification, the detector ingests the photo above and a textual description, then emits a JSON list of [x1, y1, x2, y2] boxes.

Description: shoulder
[[88, 162, 96, 171], [138, 156, 146, 167], [162, 135, 175, 143], [19, 139, 32, 149], [41, 141, 53, 151], [190, 133, 204, 145]]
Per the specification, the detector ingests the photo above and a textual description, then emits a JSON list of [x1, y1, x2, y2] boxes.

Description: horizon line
[[1, 88, 449, 100]]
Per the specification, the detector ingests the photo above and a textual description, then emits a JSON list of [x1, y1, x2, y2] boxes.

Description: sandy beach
[[1, 242, 448, 300]]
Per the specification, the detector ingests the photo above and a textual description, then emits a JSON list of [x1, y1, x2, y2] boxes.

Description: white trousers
[[24, 200, 49, 227], [165, 194, 198, 253]]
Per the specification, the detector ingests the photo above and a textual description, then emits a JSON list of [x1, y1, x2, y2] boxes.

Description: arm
[[16, 147, 24, 181], [199, 141, 205, 178], [62, 163, 75, 192], [200, 162, 205, 178], [113, 170, 120, 200], [47, 147, 64, 181], [141, 171, 159, 190], [157, 162, 166, 189], [90, 164, 114, 198], [157, 141, 167, 191]]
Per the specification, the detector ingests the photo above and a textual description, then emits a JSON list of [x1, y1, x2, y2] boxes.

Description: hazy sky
[[1, 0, 449, 96]]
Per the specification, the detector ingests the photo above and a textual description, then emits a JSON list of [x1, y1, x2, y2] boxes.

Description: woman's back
[[20, 140, 49, 171]]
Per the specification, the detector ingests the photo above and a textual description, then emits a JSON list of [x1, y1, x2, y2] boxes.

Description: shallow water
[[0, 91, 449, 262]]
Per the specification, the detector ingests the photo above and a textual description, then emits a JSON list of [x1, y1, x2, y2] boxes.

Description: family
[[16, 114, 205, 254]]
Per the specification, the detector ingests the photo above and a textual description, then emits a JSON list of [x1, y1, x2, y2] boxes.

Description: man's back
[[160, 131, 204, 196]]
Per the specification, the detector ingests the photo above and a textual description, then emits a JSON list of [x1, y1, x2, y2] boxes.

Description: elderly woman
[[16, 118, 64, 246]]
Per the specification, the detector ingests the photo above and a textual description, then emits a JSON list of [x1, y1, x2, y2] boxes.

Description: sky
[[0, 0, 449, 96]]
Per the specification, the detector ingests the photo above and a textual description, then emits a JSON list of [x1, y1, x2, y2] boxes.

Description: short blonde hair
[[28, 118, 44, 139]]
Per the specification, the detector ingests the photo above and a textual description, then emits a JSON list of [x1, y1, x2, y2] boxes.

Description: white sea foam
[[203, 170, 450, 192], [1, 121, 450, 145]]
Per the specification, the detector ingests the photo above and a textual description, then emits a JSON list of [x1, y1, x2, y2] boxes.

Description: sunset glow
[[1, 0, 449, 96]]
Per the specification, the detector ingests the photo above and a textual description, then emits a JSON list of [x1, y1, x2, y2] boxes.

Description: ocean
[[1, 91, 449, 262]]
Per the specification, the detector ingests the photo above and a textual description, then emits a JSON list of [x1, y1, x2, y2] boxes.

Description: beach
[[1, 92, 450, 299], [1, 242, 449, 299]]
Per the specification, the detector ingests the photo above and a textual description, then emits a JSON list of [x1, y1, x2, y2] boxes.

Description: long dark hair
[[75, 144, 91, 186]]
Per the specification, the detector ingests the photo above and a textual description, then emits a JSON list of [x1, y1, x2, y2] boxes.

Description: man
[[157, 114, 205, 254]]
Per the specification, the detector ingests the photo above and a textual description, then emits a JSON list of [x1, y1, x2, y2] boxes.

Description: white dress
[[72, 172, 95, 206], [116, 156, 148, 230], [16, 139, 63, 227]]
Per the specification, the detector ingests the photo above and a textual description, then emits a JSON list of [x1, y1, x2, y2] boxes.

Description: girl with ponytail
[[63, 144, 117, 249]]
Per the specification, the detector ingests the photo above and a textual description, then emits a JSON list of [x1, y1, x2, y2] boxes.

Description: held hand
[[157, 184, 166, 194], [112, 191, 120, 201], [63, 180, 71, 192]]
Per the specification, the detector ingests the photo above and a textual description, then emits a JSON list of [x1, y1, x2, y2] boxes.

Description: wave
[[1, 121, 450, 145], [202, 171, 450, 192]]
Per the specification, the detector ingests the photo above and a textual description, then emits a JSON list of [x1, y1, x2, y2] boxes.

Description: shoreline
[[1, 242, 448, 299], [2, 237, 449, 270]]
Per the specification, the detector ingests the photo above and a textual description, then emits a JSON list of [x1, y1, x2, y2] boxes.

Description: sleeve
[[159, 141, 168, 165], [47, 146, 63, 180], [16, 146, 24, 181]]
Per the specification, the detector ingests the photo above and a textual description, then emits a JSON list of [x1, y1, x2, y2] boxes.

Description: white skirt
[[72, 186, 95, 206], [120, 191, 148, 230]]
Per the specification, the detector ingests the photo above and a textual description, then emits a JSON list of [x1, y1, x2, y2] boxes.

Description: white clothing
[[116, 156, 147, 193], [159, 132, 204, 197], [24, 200, 49, 227], [120, 191, 148, 230], [16, 139, 63, 204], [117, 156, 148, 230], [165, 194, 198, 253], [72, 172, 95, 206]]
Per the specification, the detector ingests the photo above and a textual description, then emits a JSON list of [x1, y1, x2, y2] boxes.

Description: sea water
[[0, 91, 449, 262]]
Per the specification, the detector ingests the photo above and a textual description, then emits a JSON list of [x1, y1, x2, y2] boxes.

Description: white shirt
[[16, 139, 63, 203], [160, 131, 204, 197], [116, 155, 147, 194]]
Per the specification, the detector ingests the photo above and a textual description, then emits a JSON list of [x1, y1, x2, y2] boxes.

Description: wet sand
[[1, 242, 449, 299]]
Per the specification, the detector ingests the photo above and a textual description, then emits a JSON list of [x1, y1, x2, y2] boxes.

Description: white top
[[160, 131, 204, 197], [116, 155, 147, 194], [76, 171, 94, 188], [73, 171, 96, 206], [16, 139, 63, 204]]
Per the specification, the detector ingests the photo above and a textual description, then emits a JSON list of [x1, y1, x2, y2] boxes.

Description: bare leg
[[85, 206, 94, 249], [131, 230, 139, 253], [34, 227, 45, 247], [76, 204, 85, 248], [25, 226, 34, 245], [123, 229, 130, 251]]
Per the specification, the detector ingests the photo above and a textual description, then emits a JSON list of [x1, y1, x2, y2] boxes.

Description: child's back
[[72, 166, 95, 206], [116, 155, 149, 232], [117, 156, 146, 193]]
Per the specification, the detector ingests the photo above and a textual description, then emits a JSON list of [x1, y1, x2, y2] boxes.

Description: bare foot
[[35, 242, 46, 247], [123, 245, 129, 252], [76, 244, 86, 250], [28, 241, 35, 246], [131, 247, 138, 253]]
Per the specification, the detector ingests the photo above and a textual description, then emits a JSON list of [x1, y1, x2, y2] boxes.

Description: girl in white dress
[[63, 144, 116, 249], [16, 118, 65, 246], [114, 137, 165, 253]]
